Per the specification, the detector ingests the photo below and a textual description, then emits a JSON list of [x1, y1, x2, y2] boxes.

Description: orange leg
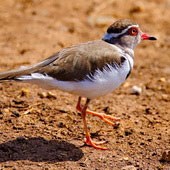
[[76, 97, 121, 126], [81, 98, 107, 150]]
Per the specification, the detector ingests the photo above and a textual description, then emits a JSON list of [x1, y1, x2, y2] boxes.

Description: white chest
[[70, 57, 132, 99]]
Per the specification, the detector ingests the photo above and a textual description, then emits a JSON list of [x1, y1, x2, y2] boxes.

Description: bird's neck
[[103, 38, 134, 58], [117, 44, 135, 58]]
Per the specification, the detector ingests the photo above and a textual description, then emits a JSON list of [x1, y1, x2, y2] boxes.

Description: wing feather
[[42, 40, 123, 81], [0, 40, 124, 82]]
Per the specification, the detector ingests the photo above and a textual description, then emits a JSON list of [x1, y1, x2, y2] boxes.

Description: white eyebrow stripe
[[103, 25, 139, 40]]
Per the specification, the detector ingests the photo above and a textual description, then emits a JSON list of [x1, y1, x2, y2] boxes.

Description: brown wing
[[42, 40, 123, 81], [0, 40, 123, 82], [0, 54, 58, 81]]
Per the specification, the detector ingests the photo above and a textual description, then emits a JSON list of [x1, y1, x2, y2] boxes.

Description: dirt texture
[[0, 0, 170, 169]]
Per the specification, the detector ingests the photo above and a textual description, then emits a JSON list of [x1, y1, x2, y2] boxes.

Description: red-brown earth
[[0, 0, 170, 169]]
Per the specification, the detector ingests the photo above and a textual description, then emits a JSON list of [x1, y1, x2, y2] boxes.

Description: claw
[[85, 135, 107, 150]]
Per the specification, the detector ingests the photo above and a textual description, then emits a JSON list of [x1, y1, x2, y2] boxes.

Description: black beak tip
[[149, 37, 157, 40]]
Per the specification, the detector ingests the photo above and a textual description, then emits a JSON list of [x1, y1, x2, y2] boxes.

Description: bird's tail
[[0, 54, 58, 82]]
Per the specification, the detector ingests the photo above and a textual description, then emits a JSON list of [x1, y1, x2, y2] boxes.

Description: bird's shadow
[[0, 136, 84, 163]]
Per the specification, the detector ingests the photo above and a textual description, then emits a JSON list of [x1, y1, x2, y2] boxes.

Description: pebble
[[20, 88, 30, 96], [159, 77, 166, 82], [119, 157, 129, 161], [38, 91, 56, 99], [123, 157, 129, 161], [124, 130, 133, 136], [121, 165, 136, 170], [161, 151, 170, 162], [3, 108, 10, 114], [161, 94, 169, 101], [47, 91, 57, 99], [38, 92, 47, 98], [130, 86, 142, 95], [123, 82, 130, 88]]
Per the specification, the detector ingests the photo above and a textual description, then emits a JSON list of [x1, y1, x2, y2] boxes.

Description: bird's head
[[103, 19, 157, 49]]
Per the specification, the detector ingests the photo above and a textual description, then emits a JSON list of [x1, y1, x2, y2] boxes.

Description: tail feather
[[0, 53, 58, 82]]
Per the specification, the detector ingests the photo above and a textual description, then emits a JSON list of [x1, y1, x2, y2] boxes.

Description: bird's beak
[[141, 33, 157, 40]]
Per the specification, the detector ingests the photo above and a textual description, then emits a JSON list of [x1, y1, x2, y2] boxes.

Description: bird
[[0, 19, 157, 150]]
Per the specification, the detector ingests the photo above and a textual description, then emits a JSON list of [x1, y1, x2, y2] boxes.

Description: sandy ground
[[0, 0, 170, 169]]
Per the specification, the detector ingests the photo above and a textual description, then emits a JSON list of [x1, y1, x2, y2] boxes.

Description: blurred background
[[0, 0, 169, 66], [0, 0, 169, 169]]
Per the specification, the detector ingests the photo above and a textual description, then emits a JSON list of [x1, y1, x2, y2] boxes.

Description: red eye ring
[[128, 27, 138, 36]]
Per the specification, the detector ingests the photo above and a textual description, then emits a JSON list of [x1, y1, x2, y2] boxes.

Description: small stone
[[123, 157, 129, 161], [20, 88, 30, 96], [140, 131, 145, 135], [58, 122, 65, 128], [161, 94, 170, 101], [119, 157, 129, 161], [161, 151, 170, 162], [47, 91, 57, 99], [123, 82, 130, 88], [4, 108, 10, 114], [121, 165, 136, 170], [159, 77, 166, 82], [147, 138, 152, 142], [103, 106, 109, 113], [38, 92, 47, 98], [145, 108, 152, 114], [124, 130, 133, 136], [128, 142, 133, 145], [131, 86, 142, 95]]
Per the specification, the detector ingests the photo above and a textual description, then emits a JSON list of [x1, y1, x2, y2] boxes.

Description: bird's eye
[[128, 27, 138, 36]]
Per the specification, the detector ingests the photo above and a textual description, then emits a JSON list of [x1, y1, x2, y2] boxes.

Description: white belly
[[19, 58, 131, 99], [55, 60, 130, 99]]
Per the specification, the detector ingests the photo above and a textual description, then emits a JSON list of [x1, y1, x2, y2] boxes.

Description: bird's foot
[[86, 110, 121, 126], [84, 135, 107, 150], [77, 103, 120, 126]]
